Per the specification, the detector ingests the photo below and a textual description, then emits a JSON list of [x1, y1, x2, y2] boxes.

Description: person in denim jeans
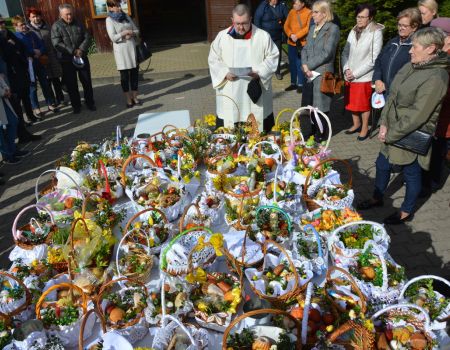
[[357, 28, 448, 225], [13, 15, 58, 119]]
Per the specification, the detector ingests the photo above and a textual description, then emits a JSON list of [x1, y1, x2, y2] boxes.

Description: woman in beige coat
[[105, 0, 140, 108]]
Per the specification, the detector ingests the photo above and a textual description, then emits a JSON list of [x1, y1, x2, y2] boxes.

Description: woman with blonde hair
[[418, 0, 438, 27], [301, 0, 340, 141]]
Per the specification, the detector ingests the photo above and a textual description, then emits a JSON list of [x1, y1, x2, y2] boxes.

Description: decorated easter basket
[[35, 169, 85, 223], [248, 140, 284, 180], [250, 205, 293, 244], [79, 308, 133, 350], [83, 159, 124, 203], [292, 224, 328, 275], [244, 239, 309, 307], [96, 277, 149, 343], [0, 271, 32, 320], [152, 314, 209, 350], [371, 303, 438, 350], [179, 202, 212, 231], [399, 275, 450, 330], [328, 220, 390, 265], [160, 227, 217, 276], [303, 158, 354, 211], [222, 308, 301, 350], [35, 282, 91, 347], [123, 207, 172, 255], [197, 189, 225, 229]]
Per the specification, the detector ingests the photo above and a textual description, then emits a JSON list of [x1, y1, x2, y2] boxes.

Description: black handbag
[[247, 79, 262, 103], [391, 100, 433, 156], [136, 40, 152, 64]]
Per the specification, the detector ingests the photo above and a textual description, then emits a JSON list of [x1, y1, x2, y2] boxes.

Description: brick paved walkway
[[0, 44, 448, 279]]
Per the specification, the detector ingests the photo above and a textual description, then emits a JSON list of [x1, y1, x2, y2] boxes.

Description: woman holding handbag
[[357, 27, 448, 225], [105, 0, 141, 108], [341, 3, 383, 141], [301, 0, 339, 141], [283, 0, 311, 93]]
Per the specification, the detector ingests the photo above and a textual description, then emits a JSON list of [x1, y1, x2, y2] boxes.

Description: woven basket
[[179, 202, 209, 232], [12, 204, 56, 250], [303, 158, 353, 212], [254, 205, 292, 243], [96, 277, 149, 330], [327, 320, 375, 349], [399, 275, 450, 326], [0, 271, 32, 319], [292, 224, 328, 275], [222, 308, 302, 350], [78, 308, 108, 350], [120, 153, 157, 187]]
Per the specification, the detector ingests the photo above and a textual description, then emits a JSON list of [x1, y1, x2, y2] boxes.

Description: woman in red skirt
[[342, 3, 384, 140]]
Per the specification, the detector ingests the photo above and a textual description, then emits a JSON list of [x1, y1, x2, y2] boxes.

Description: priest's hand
[[225, 73, 237, 81], [378, 125, 387, 143], [249, 71, 259, 80]]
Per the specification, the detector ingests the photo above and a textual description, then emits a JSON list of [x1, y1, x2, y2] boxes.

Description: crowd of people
[[209, 0, 449, 224]]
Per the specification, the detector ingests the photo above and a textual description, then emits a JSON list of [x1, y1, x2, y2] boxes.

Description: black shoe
[[73, 108, 81, 114], [284, 85, 297, 92], [126, 103, 134, 108], [86, 104, 97, 111], [357, 133, 370, 141], [384, 212, 413, 225], [15, 150, 30, 158], [357, 199, 384, 210], [296, 86, 303, 93], [28, 115, 38, 123], [18, 134, 41, 144], [133, 99, 143, 106], [25, 121, 34, 127], [344, 127, 361, 135], [275, 73, 282, 80], [4, 157, 22, 165], [48, 105, 59, 113]]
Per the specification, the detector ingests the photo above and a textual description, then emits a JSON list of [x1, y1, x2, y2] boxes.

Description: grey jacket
[[301, 21, 340, 112], [51, 18, 91, 61]]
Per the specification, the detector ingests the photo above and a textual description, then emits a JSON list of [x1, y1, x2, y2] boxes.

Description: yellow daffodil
[[197, 301, 209, 312], [204, 114, 216, 126], [255, 165, 262, 173], [194, 170, 200, 178], [186, 267, 207, 284], [209, 233, 224, 256], [228, 287, 241, 314], [31, 259, 39, 268], [363, 319, 374, 332], [134, 222, 143, 229]]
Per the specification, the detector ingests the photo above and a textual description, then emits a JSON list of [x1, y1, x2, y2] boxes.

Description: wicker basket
[[179, 202, 209, 232], [12, 204, 56, 250], [0, 271, 32, 319], [303, 158, 353, 212], [78, 308, 108, 350], [292, 224, 328, 275], [222, 308, 302, 350], [254, 205, 292, 243], [120, 153, 157, 187]]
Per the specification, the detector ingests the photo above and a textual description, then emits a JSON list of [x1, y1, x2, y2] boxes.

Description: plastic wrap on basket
[[292, 224, 328, 275]]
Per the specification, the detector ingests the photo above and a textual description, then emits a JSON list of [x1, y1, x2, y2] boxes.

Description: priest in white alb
[[208, 4, 279, 132]]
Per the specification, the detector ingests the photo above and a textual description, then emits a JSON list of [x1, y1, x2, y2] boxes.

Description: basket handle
[[255, 206, 292, 235], [36, 282, 87, 319], [222, 308, 302, 350], [274, 108, 295, 131], [249, 140, 283, 165], [302, 224, 324, 261], [217, 94, 241, 123], [120, 153, 157, 187], [363, 240, 388, 292], [78, 308, 107, 350], [399, 275, 450, 301], [35, 169, 84, 203], [179, 201, 202, 232], [304, 158, 353, 197], [289, 107, 306, 146], [123, 207, 169, 236], [167, 132, 196, 153], [12, 204, 55, 240], [162, 124, 179, 137], [326, 265, 367, 314], [162, 314, 198, 347], [370, 303, 431, 332], [116, 228, 152, 279], [301, 282, 314, 344], [0, 271, 32, 318]]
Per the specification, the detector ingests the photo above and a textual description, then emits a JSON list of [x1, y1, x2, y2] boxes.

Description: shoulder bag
[[319, 28, 343, 95], [294, 13, 303, 57], [391, 100, 433, 156]]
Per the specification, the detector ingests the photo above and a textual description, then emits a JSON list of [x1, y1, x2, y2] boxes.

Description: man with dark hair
[[209, 4, 279, 132], [51, 4, 96, 114], [254, 0, 288, 80]]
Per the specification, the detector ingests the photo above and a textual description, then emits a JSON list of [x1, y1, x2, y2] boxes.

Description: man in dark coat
[[51, 3, 95, 114], [254, 0, 288, 80], [0, 15, 41, 143]]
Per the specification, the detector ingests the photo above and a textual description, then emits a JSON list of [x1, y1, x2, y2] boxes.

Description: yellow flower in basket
[[209, 233, 224, 256], [186, 267, 207, 284], [363, 319, 375, 332], [204, 114, 216, 126], [228, 287, 242, 314], [197, 301, 209, 313]]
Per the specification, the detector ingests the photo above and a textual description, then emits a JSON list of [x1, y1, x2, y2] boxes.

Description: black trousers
[[49, 77, 65, 104], [9, 94, 33, 140], [119, 68, 139, 92], [273, 39, 282, 75], [61, 57, 95, 109], [9, 73, 34, 120]]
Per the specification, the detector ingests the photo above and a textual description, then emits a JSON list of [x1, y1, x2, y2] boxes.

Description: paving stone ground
[[0, 43, 449, 280]]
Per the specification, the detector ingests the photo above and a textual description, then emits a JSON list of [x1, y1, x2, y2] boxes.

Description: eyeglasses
[[356, 15, 369, 19], [397, 23, 411, 29], [234, 22, 251, 27]]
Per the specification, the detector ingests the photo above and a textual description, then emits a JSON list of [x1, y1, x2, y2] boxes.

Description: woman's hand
[[375, 80, 386, 94], [290, 34, 298, 42], [345, 69, 355, 81], [225, 73, 237, 81], [302, 64, 312, 78], [121, 29, 133, 38], [378, 125, 387, 142]]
